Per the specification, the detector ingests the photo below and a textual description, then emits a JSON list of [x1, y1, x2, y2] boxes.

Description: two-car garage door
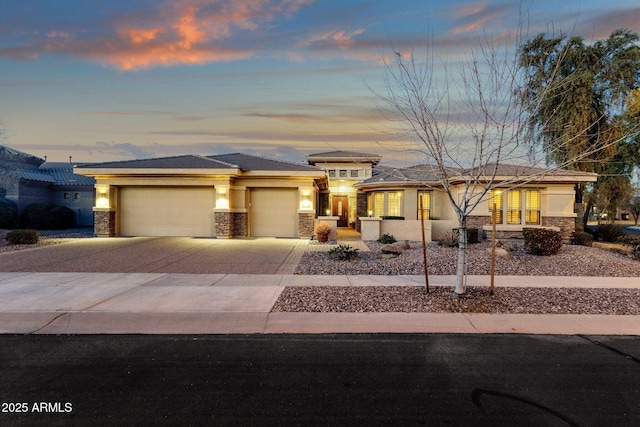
[[120, 187, 215, 237], [119, 187, 298, 238]]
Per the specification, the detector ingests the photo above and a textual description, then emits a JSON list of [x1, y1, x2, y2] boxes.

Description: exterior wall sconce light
[[368, 210, 373, 217], [325, 208, 331, 216], [96, 186, 109, 208], [216, 188, 229, 209]]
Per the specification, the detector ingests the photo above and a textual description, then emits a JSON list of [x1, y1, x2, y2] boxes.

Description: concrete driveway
[[0, 237, 307, 274]]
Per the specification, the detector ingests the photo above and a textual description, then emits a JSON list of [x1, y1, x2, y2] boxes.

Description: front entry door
[[332, 196, 349, 227]]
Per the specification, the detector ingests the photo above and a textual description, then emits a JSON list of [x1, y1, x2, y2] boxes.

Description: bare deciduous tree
[[376, 26, 636, 294]]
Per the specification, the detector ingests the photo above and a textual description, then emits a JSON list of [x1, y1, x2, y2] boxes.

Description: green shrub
[[20, 203, 75, 230], [571, 231, 594, 247], [523, 228, 563, 256], [5, 229, 39, 245], [597, 224, 626, 243], [328, 244, 360, 261], [438, 231, 459, 247], [377, 233, 396, 244], [0, 198, 18, 228]]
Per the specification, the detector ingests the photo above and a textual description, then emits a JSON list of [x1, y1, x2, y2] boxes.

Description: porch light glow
[[216, 188, 229, 209], [368, 210, 373, 217], [325, 209, 331, 216], [96, 186, 109, 208], [299, 190, 313, 210]]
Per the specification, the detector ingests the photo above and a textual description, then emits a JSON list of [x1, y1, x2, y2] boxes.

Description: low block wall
[[380, 220, 431, 242]]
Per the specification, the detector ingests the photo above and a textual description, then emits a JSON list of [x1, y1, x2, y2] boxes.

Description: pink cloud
[[20, 0, 315, 70], [450, 2, 511, 34]]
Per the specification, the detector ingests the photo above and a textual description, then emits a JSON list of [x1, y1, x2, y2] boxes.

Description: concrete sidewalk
[[0, 272, 638, 335]]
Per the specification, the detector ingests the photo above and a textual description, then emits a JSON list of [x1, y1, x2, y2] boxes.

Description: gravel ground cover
[[272, 285, 640, 314], [280, 240, 640, 314], [295, 240, 640, 277], [0, 228, 93, 253]]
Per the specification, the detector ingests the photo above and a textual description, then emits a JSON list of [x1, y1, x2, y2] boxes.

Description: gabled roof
[[210, 153, 321, 172], [307, 151, 381, 165], [40, 162, 95, 186]]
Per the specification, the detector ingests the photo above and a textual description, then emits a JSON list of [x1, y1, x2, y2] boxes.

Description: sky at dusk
[[1, 0, 639, 165]]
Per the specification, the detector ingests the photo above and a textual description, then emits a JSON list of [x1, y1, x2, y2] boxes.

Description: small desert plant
[[328, 244, 360, 261], [596, 224, 626, 243], [571, 231, 594, 247], [5, 229, 39, 245], [438, 231, 459, 247], [377, 233, 396, 244], [523, 228, 563, 256], [632, 245, 640, 261]]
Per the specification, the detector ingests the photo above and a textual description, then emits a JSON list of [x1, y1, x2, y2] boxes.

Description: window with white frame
[[350, 169, 359, 178], [490, 189, 541, 225], [369, 191, 403, 217]]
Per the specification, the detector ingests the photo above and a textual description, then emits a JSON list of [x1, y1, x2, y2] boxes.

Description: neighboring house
[[75, 153, 327, 238], [353, 163, 598, 241], [0, 145, 95, 227]]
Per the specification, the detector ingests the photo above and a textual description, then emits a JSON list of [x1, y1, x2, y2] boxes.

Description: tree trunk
[[454, 223, 468, 295]]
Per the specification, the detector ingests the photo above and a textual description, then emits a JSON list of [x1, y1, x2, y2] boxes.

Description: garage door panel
[[120, 187, 214, 237], [250, 189, 297, 238]]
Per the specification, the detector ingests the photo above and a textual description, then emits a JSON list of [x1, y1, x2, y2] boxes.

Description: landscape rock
[[380, 243, 404, 255], [397, 240, 411, 250], [486, 240, 514, 259]]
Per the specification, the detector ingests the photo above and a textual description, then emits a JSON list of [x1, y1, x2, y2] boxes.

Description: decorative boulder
[[487, 240, 514, 259], [380, 243, 405, 255], [397, 240, 410, 250]]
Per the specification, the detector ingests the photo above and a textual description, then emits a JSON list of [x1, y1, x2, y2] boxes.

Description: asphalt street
[[1, 334, 639, 426]]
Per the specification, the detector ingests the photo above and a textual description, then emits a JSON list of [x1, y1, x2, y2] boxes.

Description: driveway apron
[[0, 237, 306, 274]]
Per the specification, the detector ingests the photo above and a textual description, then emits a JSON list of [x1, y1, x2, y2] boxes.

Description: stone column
[[298, 211, 315, 239], [93, 209, 116, 237], [214, 210, 233, 238]]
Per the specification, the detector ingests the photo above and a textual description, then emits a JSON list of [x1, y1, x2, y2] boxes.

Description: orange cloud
[[450, 3, 510, 34], [38, 0, 314, 70]]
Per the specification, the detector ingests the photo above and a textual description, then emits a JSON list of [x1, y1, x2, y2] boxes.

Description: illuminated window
[[507, 190, 521, 224], [526, 190, 541, 224], [489, 189, 503, 224], [387, 192, 402, 216], [490, 189, 541, 225], [373, 193, 385, 217], [418, 192, 431, 220], [370, 191, 403, 217]]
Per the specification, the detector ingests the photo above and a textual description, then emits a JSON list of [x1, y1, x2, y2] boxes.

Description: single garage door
[[250, 188, 297, 237], [120, 187, 214, 237]]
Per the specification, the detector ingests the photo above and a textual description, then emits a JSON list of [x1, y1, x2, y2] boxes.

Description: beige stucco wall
[[380, 219, 431, 241]]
